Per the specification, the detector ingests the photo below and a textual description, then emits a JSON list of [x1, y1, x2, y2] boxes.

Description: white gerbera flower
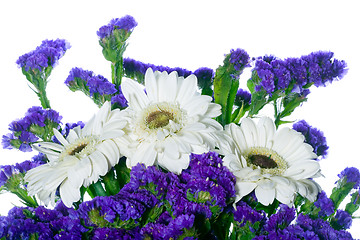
[[221, 117, 321, 206], [24, 102, 128, 207], [120, 68, 222, 174]]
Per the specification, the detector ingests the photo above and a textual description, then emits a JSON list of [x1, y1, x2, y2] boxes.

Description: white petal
[[284, 160, 320, 180], [176, 74, 197, 107], [88, 150, 110, 180], [159, 71, 178, 102], [158, 152, 190, 174], [33, 142, 64, 154], [53, 128, 69, 146], [144, 68, 158, 102], [59, 179, 81, 207], [255, 180, 276, 206], [204, 103, 222, 118], [182, 95, 211, 116], [122, 78, 149, 111], [257, 117, 275, 148], [129, 142, 156, 167], [96, 140, 121, 166], [234, 181, 257, 202], [240, 118, 259, 148]]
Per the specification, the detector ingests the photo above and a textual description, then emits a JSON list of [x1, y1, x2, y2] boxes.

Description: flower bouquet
[[0, 15, 358, 240]]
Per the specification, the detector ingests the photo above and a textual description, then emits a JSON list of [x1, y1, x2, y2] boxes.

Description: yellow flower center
[[59, 136, 99, 161], [244, 147, 288, 175], [146, 110, 174, 129], [135, 102, 186, 139]]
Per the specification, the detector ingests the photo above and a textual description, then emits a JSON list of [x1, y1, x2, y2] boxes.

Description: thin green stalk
[[112, 59, 124, 89]]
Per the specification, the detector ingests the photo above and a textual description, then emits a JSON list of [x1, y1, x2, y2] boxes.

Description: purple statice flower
[[14, 160, 42, 173], [61, 121, 85, 139], [193, 67, 214, 89], [183, 152, 236, 203], [65, 67, 119, 103], [18, 131, 38, 152], [229, 48, 250, 72], [0, 206, 55, 240], [285, 57, 308, 88], [78, 188, 157, 227], [51, 216, 87, 240], [87, 75, 117, 96], [314, 191, 335, 217], [97, 15, 138, 39], [122, 163, 177, 198], [0, 155, 44, 188], [31, 152, 47, 164], [233, 201, 266, 227], [141, 214, 195, 240], [296, 214, 354, 240], [111, 91, 128, 108], [0, 165, 15, 187], [16, 39, 70, 71], [34, 206, 61, 222], [301, 51, 348, 86], [337, 167, 360, 189], [333, 210, 352, 230], [2, 106, 62, 152], [65, 67, 93, 86], [254, 51, 347, 95], [235, 88, 252, 107], [271, 59, 291, 90], [92, 227, 142, 240], [123, 57, 193, 81], [254, 59, 276, 94], [293, 120, 328, 159], [1, 133, 15, 150], [54, 201, 79, 219], [264, 205, 296, 232]]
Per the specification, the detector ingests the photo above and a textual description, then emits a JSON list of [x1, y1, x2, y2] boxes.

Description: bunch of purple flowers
[[1, 15, 358, 240]]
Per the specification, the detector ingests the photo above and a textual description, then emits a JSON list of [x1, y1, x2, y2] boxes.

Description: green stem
[[112, 59, 124, 89], [12, 189, 39, 208], [35, 76, 51, 109]]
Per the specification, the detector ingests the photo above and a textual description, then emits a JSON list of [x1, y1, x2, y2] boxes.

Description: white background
[[0, 0, 359, 237]]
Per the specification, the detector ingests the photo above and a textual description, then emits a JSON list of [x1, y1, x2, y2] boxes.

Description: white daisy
[[221, 117, 321, 206], [120, 68, 222, 174], [24, 101, 128, 207]]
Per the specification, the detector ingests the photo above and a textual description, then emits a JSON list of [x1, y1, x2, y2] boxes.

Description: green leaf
[[214, 66, 234, 126], [345, 192, 360, 215], [248, 90, 268, 117]]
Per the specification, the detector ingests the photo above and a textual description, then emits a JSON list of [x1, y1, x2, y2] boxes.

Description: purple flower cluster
[[338, 167, 360, 189], [235, 88, 252, 107], [296, 214, 352, 240], [233, 201, 266, 227], [0, 154, 44, 188], [229, 48, 251, 72], [123, 57, 193, 83], [246, 205, 354, 240], [97, 15, 138, 39], [0, 205, 87, 240], [254, 51, 347, 95], [65, 67, 127, 107], [16, 39, 70, 71], [121, 152, 236, 239], [65, 67, 117, 96], [193, 67, 214, 90], [2, 106, 62, 152], [314, 191, 335, 217], [293, 120, 329, 159]]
